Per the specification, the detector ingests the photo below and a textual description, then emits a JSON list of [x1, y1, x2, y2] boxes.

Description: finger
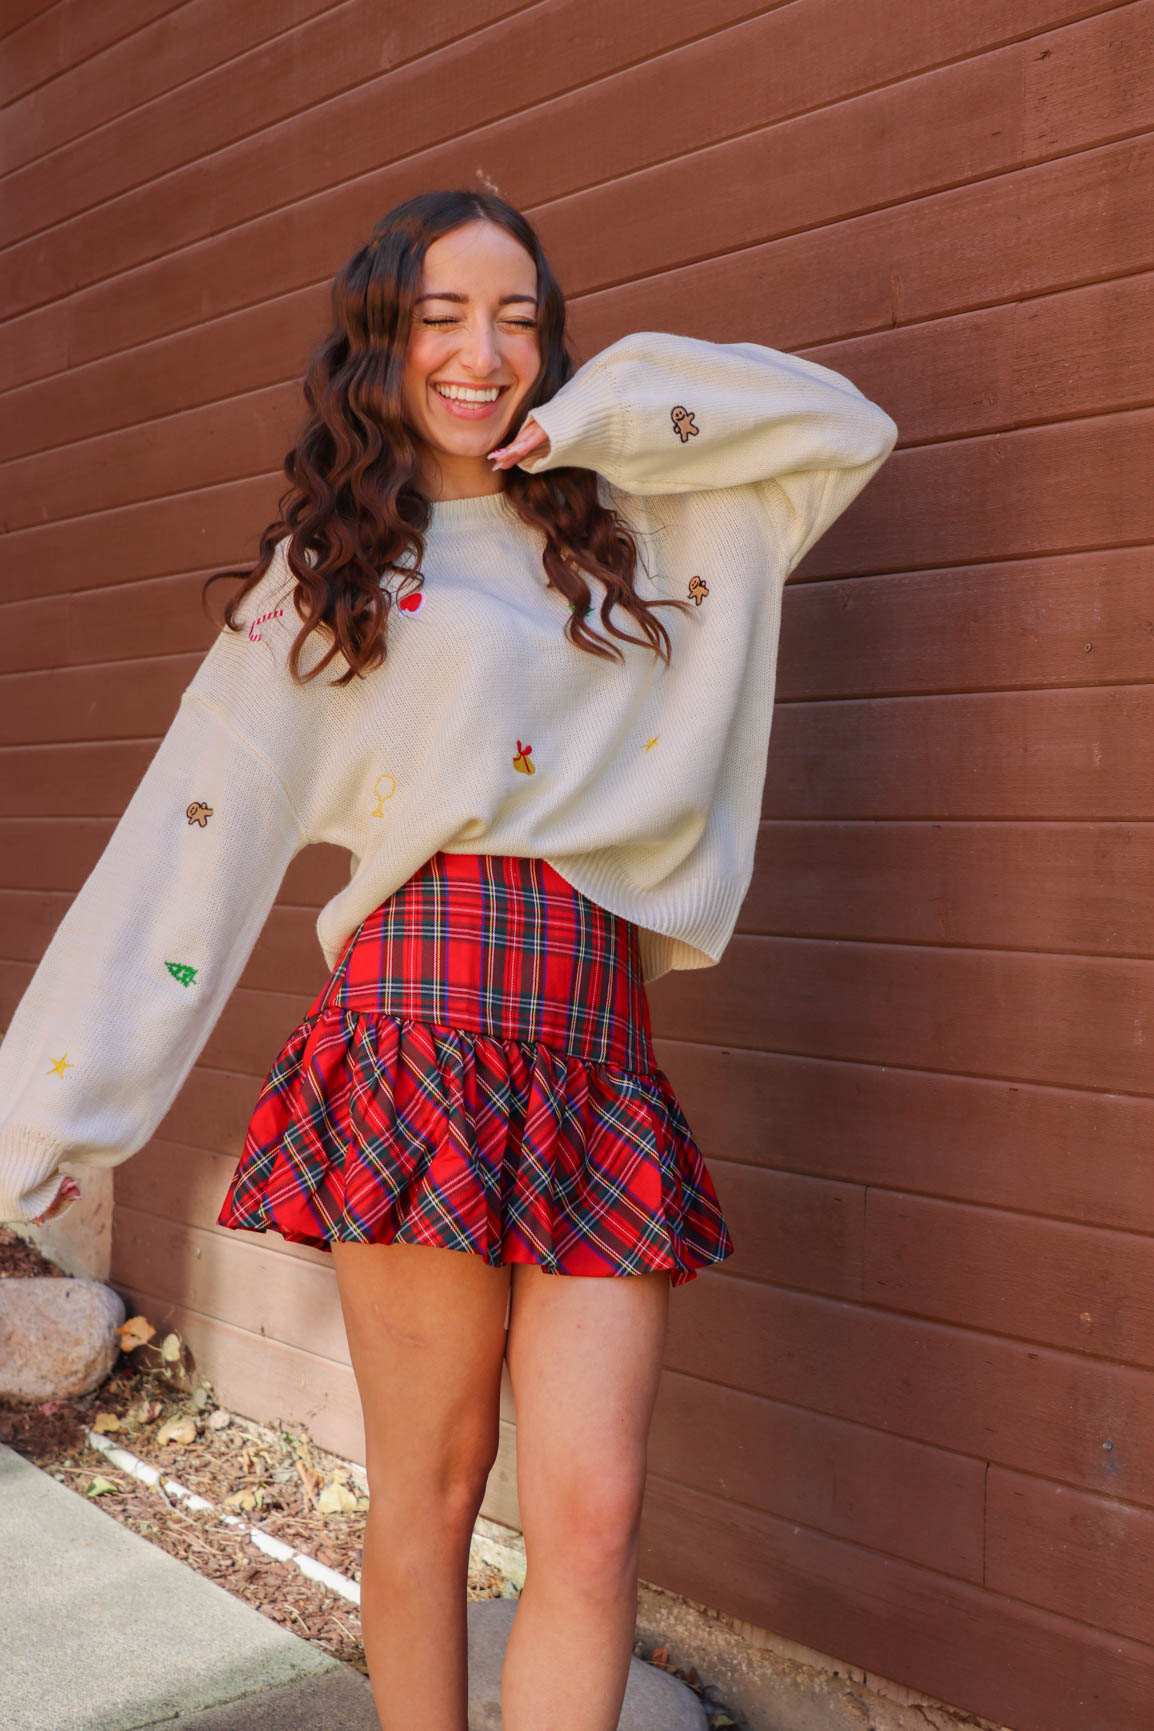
[[489, 437, 525, 459], [488, 434, 540, 468]]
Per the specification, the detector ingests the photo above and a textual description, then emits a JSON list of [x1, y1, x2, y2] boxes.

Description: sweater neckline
[[426, 490, 518, 528]]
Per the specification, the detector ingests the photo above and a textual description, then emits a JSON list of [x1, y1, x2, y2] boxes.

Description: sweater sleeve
[[518, 329, 898, 572], [0, 601, 309, 1227]]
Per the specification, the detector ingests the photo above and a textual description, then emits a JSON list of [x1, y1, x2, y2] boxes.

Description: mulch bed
[[0, 1226, 740, 1726]]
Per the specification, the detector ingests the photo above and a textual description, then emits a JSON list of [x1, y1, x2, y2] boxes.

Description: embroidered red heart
[[398, 591, 424, 613]]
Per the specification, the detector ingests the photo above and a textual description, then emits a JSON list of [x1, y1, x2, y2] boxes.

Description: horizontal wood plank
[[747, 820, 1154, 957], [765, 684, 1154, 821], [0, 0, 176, 109], [3, 32, 1151, 398], [649, 1367, 984, 1582], [864, 1189, 1154, 1367], [666, 1272, 1154, 1506], [650, 930, 1154, 1094], [0, 0, 493, 174], [639, 1475, 1154, 1731], [986, 1466, 1154, 1646], [0, 654, 196, 744], [114, 1202, 352, 1362], [6, 3, 1148, 326], [569, 131, 1154, 387], [780, 546, 1154, 696], [538, 3, 1154, 297], [2, 0, 757, 243], [655, 1046, 1154, 1234]]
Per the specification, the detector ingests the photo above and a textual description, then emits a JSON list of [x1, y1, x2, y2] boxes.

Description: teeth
[[434, 384, 502, 403]]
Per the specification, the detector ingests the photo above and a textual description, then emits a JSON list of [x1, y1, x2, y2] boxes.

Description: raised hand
[[487, 416, 551, 471], [29, 1173, 82, 1225]]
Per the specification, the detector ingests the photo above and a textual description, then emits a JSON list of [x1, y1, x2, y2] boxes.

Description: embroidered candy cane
[[248, 608, 284, 642]]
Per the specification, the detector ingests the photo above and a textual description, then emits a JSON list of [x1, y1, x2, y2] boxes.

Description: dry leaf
[[650, 1644, 670, 1668], [85, 1476, 118, 1497], [156, 1416, 197, 1447], [91, 1412, 121, 1433], [224, 1488, 256, 1511], [295, 1461, 323, 1504], [317, 1479, 358, 1514], [117, 1315, 156, 1352], [207, 1409, 232, 1431], [159, 1331, 183, 1363]]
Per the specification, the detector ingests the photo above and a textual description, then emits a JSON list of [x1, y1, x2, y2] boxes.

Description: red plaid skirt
[[215, 850, 733, 1286]]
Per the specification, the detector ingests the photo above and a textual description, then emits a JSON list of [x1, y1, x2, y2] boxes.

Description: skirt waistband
[[314, 850, 657, 1073]]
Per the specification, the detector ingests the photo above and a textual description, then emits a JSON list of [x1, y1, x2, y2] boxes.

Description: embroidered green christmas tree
[[165, 961, 198, 988]]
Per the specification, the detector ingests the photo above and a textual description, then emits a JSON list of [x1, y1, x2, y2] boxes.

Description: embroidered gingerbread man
[[687, 575, 709, 606], [186, 801, 213, 827], [671, 406, 699, 443]]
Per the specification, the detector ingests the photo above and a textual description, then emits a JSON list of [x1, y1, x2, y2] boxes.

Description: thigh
[[330, 1240, 510, 1506], [504, 1263, 670, 1543]]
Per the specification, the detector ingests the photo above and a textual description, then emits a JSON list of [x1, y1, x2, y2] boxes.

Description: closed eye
[[422, 317, 537, 329]]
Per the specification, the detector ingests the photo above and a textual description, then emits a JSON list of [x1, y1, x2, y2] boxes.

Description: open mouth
[[431, 383, 509, 419]]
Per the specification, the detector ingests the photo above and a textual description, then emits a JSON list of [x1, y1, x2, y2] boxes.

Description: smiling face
[[400, 219, 542, 501]]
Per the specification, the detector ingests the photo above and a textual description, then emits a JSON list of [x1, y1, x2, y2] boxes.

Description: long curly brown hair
[[201, 188, 693, 689]]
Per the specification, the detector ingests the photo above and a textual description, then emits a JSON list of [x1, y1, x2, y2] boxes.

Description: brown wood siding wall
[[2, 3, 1150, 1726]]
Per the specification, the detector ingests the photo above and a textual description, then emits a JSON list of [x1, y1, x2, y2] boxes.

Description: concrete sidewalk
[[0, 1442, 381, 1730], [1, 1441, 709, 1731]]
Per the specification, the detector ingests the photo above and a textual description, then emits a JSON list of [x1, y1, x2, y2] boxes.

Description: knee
[[364, 1433, 500, 1538], [528, 1470, 644, 1590]]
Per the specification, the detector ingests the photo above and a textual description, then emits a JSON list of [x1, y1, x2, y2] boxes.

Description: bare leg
[[500, 1261, 671, 1731], [330, 1240, 511, 1731]]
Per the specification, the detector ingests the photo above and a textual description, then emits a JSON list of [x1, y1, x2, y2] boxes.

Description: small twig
[[325, 1611, 360, 1642]]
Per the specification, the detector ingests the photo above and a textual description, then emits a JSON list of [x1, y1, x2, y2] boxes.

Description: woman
[[0, 189, 897, 1729]]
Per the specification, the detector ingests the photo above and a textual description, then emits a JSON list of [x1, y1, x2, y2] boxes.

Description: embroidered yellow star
[[46, 1053, 75, 1078], [644, 735, 660, 753]]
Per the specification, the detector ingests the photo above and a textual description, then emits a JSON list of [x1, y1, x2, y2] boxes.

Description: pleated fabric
[[215, 850, 733, 1286]]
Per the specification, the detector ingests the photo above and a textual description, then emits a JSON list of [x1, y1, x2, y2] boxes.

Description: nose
[[457, 319, 501, 375]]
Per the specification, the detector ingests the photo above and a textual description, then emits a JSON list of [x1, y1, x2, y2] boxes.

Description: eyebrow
[[414, 292, 538, 307]]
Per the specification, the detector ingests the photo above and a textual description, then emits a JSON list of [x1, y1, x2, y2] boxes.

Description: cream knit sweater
[[0, 329, 897, 1224]]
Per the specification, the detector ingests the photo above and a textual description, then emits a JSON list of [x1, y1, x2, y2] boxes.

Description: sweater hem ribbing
[[541, 853, 742, 967]]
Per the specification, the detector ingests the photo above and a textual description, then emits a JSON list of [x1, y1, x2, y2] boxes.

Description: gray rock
[[0, 1276, 126, 1402], [467, 1594, 708, 1730]]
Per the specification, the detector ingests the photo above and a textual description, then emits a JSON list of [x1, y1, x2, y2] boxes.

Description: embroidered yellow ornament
[[513, 740, 535, 775], [370, 773, 396, 817], [165, 962, 198, 988]]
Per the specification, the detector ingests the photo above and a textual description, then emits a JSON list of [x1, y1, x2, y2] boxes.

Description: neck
[[417, 450, 507, 502]]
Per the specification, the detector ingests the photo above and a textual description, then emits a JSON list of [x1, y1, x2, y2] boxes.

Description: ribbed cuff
[[520, 355, 631, 478], [0, 1126, 71, 1225]]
